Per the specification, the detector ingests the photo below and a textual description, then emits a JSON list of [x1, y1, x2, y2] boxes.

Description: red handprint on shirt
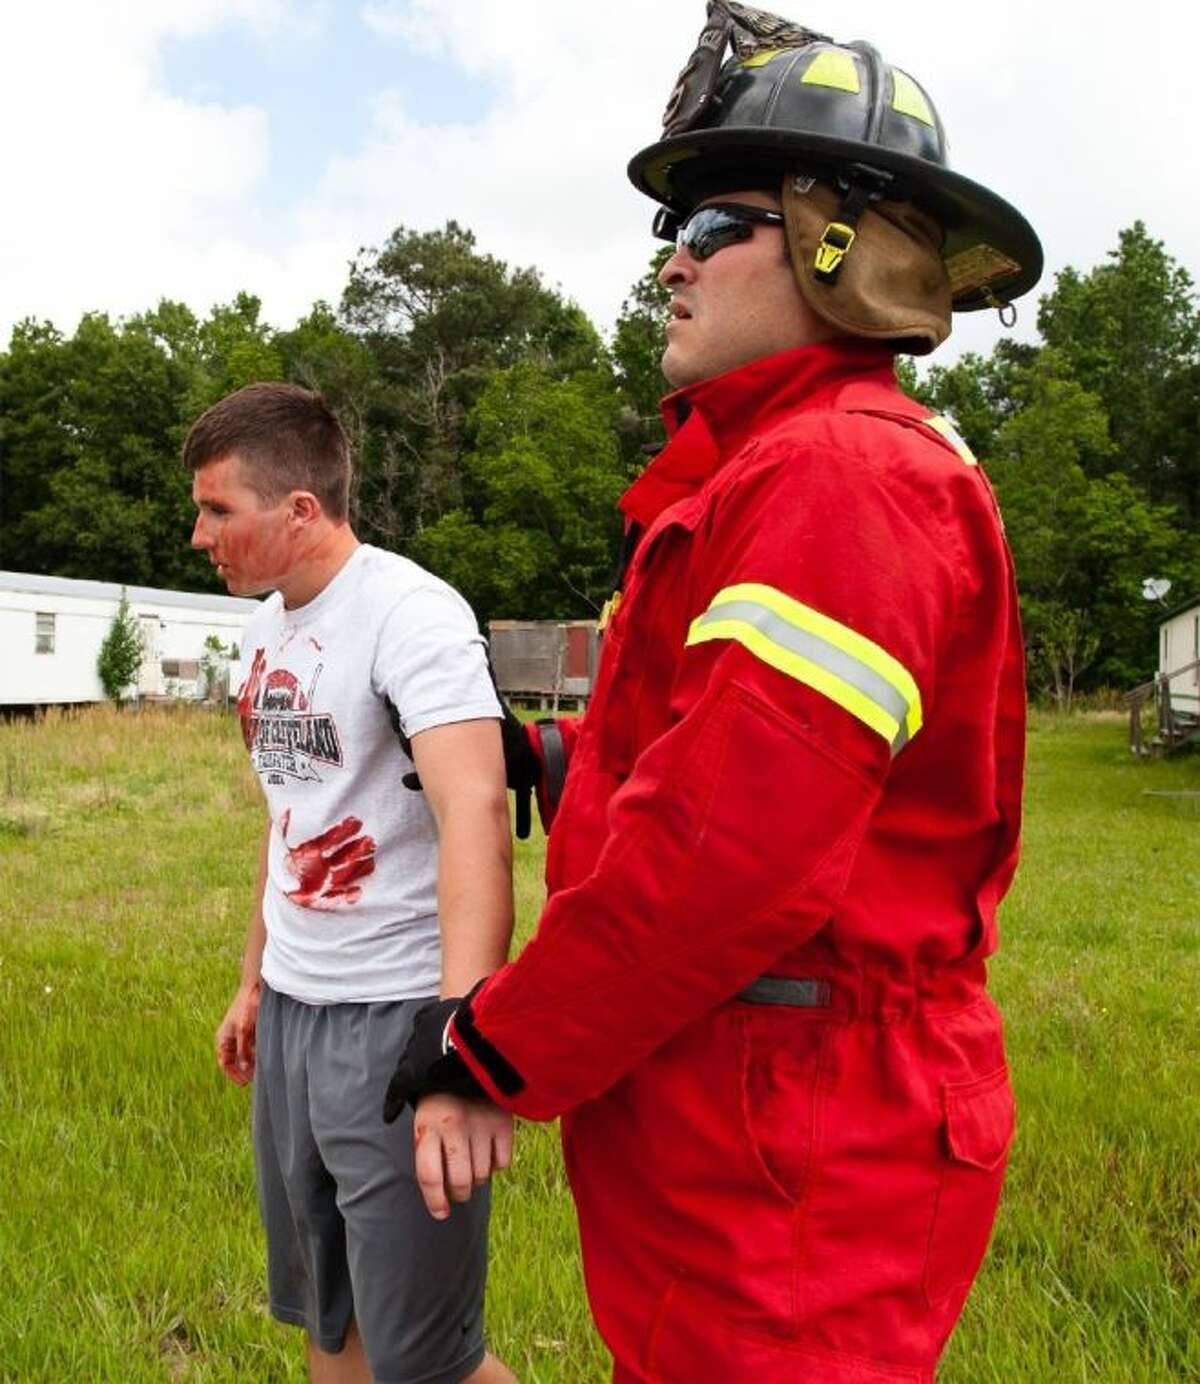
[[279, 809, 376, 910]]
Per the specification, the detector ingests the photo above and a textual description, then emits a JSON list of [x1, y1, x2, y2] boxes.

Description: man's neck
[[278, 525, 361, 610]]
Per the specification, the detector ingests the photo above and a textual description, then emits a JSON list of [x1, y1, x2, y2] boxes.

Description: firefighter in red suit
[[386, 6, 1043, 1380]]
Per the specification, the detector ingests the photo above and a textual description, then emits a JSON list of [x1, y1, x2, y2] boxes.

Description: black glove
[[500, 703, 542, 840], [382, 996, 485, 1124]]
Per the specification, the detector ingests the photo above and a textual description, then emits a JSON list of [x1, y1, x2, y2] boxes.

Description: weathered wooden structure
[[488, 619, 599, 709]]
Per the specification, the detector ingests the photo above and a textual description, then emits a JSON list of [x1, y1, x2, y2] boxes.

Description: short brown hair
[[182, 382, 352, 520]]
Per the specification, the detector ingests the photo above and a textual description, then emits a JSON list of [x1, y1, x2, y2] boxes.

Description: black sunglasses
[[653, 202, 785, 261]]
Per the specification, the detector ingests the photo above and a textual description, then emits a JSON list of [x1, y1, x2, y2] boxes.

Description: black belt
[[735, 976, 832, 1008]]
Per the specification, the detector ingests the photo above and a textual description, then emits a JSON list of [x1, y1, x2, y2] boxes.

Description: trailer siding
[[1, 572, 259, 706], [1160, 601, 1200, 718]]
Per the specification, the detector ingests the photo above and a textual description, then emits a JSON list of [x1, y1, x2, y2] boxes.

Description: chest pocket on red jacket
[[595, 500, 704, 779]]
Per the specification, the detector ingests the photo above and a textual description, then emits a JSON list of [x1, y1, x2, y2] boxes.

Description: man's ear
[[288, 491, 323, 528]]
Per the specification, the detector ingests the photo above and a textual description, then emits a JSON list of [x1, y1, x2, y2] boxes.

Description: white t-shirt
[[235, 544, 501, 1003]]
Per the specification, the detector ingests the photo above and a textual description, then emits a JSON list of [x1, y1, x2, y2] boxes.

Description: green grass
[[0, 706, 1196, 1380]]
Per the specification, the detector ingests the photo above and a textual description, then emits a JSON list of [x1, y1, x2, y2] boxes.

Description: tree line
[[1, 219, 1197, 700]]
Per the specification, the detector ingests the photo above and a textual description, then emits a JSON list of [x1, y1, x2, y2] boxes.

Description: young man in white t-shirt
[[186, 382, 516, 1384]]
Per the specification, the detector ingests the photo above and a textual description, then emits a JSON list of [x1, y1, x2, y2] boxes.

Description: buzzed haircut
[[182, 382, 352, 521]]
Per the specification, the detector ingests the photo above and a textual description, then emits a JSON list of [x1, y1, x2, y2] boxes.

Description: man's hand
[[413, 1094, 514, 1220], [216, 981, 261, 1085]]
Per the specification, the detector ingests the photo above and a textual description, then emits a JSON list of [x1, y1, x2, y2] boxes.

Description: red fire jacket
[[453, 340, 1025, 1381]]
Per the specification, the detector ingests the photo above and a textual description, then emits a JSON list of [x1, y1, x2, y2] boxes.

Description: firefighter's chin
[[661, 327, 707, 391]]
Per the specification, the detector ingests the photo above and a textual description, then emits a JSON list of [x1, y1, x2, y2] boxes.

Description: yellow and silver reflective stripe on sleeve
[[685, 582, 923, 754], [924, 415, 977, 466]]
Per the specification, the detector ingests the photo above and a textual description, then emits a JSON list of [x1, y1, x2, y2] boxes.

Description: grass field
[[0, 706, 1196, 1381]]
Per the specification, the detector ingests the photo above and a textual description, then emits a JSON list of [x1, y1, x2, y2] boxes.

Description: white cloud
[[0, 1, 307, 336], [312, 3, 710, 326], [2, 0, 1197, 365], [359, 2, 419, 44]]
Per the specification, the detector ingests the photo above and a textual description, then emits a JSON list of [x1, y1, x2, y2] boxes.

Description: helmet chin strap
[[808, 39, 893, 288], [813, 167, 896, 285]]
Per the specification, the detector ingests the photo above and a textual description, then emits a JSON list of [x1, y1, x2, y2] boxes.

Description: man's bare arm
[[408, 718, 514, 1218], [215, 819, 270, 1085], [411, 718, 513, 996]]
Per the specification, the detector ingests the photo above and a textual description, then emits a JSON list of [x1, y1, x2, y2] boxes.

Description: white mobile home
[[0, 571, 259, 708], [1159, 593, 1200, 724]]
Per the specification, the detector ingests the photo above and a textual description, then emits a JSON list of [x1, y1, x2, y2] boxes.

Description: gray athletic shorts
[[253, 983, 490, 1384]]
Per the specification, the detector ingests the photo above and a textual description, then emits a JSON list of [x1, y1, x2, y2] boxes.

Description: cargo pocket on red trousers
[[923, 1065, 1015, 1308]]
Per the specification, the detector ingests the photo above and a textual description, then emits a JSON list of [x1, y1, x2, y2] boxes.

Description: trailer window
[[35, 612, 55, 654]]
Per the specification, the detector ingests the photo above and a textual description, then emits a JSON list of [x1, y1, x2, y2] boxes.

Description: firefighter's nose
[[659, 247, 695, 288]]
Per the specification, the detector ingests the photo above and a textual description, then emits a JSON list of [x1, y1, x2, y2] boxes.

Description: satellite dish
[[1142, 577, 1172, 603]]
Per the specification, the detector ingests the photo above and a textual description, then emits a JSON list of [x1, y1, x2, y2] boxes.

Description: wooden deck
[[1124, 657, 1200, 757]]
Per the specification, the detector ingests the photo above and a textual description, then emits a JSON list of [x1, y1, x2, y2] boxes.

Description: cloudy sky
[[2, 1, 1196, 364]]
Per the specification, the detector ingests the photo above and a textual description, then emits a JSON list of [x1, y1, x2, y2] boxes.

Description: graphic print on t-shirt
[[279, 808, 376, 910], [237, 646, 344, 784]]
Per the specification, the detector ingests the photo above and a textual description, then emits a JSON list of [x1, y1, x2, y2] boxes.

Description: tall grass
[[0, 706, 1195, 1380]]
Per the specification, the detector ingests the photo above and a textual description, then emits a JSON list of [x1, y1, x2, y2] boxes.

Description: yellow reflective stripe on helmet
[[741, 47, 783, 69], [925, 414, 977, 466], [801, 49, 861, 93], [891, 70, 935, 126], [685, 583, 923, 753]]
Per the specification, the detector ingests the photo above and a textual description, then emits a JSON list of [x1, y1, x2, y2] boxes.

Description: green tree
[[340, 222, 606, 547], [276, 301, 382, 524], [2, 311, 206, 589], [412, 362, 629, 624], [0, 321, 74, 558], [1069, 470, 1197, 686], [1037, 222, 1200, 506], [182, 292, 284, 416], [988, 351, 1112, 592], [199, 633, 235, 701], [990, 352, 1197, 692], [96, 590, 143, 704], [1025, 605, 1099, 712], [1156, 360, 1200, 526], [912, 339, 1040, 460]]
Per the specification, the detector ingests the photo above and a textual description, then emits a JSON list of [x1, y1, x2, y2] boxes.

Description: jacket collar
[[620, 340, 905, 529]]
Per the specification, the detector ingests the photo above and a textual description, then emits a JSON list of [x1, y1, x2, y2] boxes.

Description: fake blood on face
[[191, 455, 294, 597]]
